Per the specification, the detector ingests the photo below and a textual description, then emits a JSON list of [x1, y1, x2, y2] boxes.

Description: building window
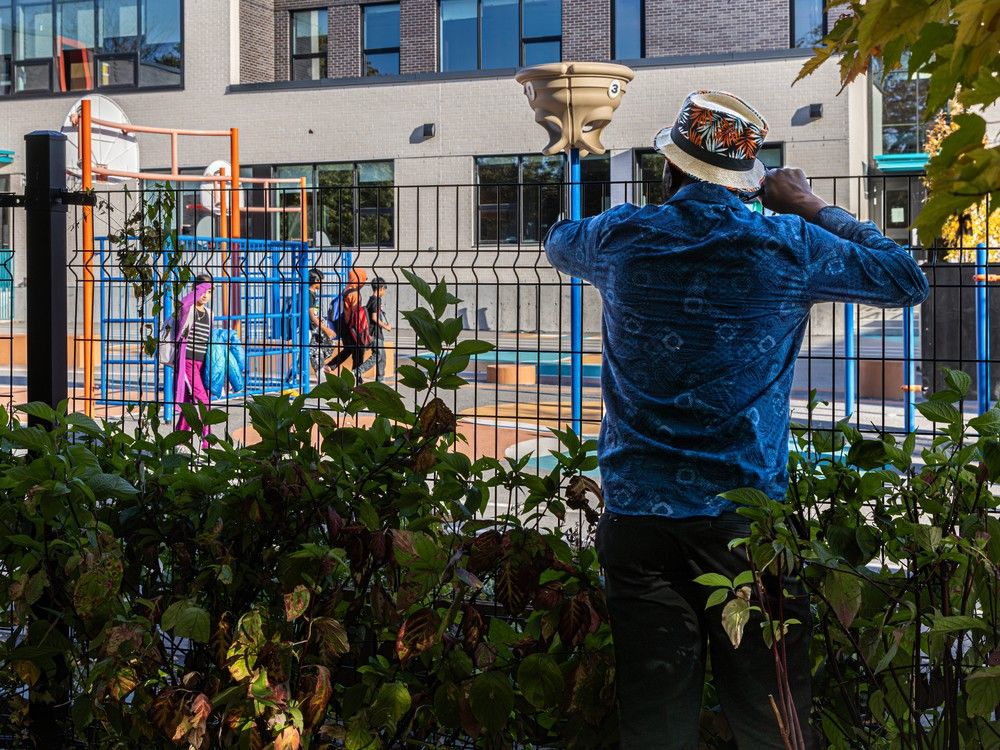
[[272, 162, 395, 247], [634, 145, 784, 206], [876, 63, 929, 154], [475, 153, 608, 244], [440, 0, 561, 73], [791, 0, 826, 48], [290, 9, 327, 81], [363, 3, 399, 76], [0, 0, 180, 95], [612, 0, 642, 60]]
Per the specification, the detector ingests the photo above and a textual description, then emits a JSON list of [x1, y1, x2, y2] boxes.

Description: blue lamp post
[[515, 62, 635, 438]]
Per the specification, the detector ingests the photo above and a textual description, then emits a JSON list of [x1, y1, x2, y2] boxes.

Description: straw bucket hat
[[653, 90, 769, 194]]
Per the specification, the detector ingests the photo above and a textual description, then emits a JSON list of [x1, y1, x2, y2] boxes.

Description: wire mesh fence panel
[[46, 175, 998, 507]]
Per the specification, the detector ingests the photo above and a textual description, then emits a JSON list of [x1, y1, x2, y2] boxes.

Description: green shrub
[[0, 276, 613, 749]]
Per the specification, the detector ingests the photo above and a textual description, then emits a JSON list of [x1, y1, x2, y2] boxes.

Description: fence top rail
[[88, 117, 232, 138]]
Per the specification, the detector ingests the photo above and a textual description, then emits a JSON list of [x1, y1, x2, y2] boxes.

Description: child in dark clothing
[[365, 277, 392, 382]]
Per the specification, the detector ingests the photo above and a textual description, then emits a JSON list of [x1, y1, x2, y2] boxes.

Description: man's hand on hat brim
[[761, 167, 829, 222]]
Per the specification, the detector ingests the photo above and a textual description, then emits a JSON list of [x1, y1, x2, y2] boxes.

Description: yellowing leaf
[[721, 597, 751, 649]]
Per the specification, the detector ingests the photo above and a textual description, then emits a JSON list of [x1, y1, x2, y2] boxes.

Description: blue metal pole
[[902, 302, 915, 434], [976, 243, 990, 414], [163, 237, 174, 423], [299, 243, 311, 392], [569, 148, 583, 436], [845, 302, 856, 420]]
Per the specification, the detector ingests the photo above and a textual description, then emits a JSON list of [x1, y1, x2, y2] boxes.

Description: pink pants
[[176, 358, 210, 444]]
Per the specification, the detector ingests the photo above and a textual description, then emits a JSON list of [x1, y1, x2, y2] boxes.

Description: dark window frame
[[789, 0, 827, 49], [474, 151, 609, 245], [611, 0, 644, 60], [440, 0, 562, 73], [289, 7, 328, 82], [0, 0, 184, 98], [268, 160, 396, 249], [361, 1, 400, 77]]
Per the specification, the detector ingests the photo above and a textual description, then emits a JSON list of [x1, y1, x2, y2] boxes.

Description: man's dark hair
[[661, 160, 697, 202], [371, 276, 388, 291], [309, 268, 324, 285]]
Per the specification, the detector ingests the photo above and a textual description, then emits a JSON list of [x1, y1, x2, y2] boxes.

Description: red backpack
[[344, 296, 372, 347]]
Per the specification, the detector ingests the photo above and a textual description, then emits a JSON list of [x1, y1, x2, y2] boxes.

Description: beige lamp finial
[[515, 62, 635, 157]]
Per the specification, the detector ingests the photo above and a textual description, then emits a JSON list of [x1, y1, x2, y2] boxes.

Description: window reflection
[[441, 0, 561, 72], [1, 0, 180, 95]]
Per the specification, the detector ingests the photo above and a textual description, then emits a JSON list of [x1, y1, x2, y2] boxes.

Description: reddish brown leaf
[[418, 397, 457, 439], [396, 608, 442, 663], [559, 593, 598, 649], [150, 688, 185, 742], [313, 617, 350, 664], [461, 604, 485, 651], [411, 447, 436, 473], [495, 558, 538, 615], [532, 582, 564, 611], [298, 666, 332, 729], [566, 476, 604, 525], [284, 585, 311, 622], [275, 726, 301, 750], [467, 530, 503, 573]]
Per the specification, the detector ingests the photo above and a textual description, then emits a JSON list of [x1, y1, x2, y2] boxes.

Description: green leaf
[[913, 524, 943, 552], [453, 339, 494, 357], [161, 600, 211, 643], [969, 408, 1000, 436], [944, 368, 972, 397], [86, 472, 139, 498], [930, 614, 991, 634], [693, 573, 732, 589], [823, 571, 862, 630], [371, 682, 412, 729], [966, 666, 1000, 718], [847, 439, 890, 470], [469, 672, 513, 732], [402, 307, 443, 354], [718, 488, 771, 507], [917, 400, 962, 424], [401, 269, 434, 307], [17, 402, 58, 423], [516, 653, 565, 709], [705, 589, 729, 610]]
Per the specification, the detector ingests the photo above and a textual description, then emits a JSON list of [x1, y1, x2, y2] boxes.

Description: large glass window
[[791, 0, 825, 48], [877, 64, 929, 154], [0, 2, 13, 94], [272, 162, 395, 247], [290, 8, 326, 81], [363, 3, 399, 76], [612, 0, 642, 60], [440, 0, 561, 72], [0, 0, 180, 95]]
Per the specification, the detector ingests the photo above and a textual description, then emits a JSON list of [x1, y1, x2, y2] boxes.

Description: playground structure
[[515, 62, 635, 435], [68, 95, 337, 417]]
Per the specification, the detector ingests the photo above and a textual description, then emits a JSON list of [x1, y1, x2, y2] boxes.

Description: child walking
[[365, 277, 392, 382], [174, 275, 213, 446]]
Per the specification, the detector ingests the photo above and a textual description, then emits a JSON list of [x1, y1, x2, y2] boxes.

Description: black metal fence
[[3, 135, 999, 474]]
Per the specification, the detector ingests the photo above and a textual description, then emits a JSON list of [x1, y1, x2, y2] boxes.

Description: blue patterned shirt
[[544, 182, 929, 518]]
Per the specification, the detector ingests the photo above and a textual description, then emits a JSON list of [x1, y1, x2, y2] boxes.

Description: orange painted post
[[81, 98, 94, 416], [229, 128, 241, 331]]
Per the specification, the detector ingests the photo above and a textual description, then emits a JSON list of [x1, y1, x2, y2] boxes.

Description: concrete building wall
[[0, 1, 869, 335]]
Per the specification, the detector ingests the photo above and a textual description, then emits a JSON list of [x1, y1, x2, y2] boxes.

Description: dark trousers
[[596, 511, 814, 750]]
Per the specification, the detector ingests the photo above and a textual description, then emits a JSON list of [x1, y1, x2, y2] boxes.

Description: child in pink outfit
[[173, 278, 213, 447]]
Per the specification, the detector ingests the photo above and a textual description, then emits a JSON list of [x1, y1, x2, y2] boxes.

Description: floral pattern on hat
[[674, 92, 768, 162]]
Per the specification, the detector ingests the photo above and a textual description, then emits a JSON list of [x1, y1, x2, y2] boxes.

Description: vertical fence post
[[569, 148, 583, 437], [22, 130, 71, 743], [844, 302, 856, 420], [976, 243, 990, 414], [24, 131, 68, 422]]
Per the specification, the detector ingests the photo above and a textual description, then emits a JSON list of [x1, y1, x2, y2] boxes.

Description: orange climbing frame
[[73, 102, 306, 416]]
